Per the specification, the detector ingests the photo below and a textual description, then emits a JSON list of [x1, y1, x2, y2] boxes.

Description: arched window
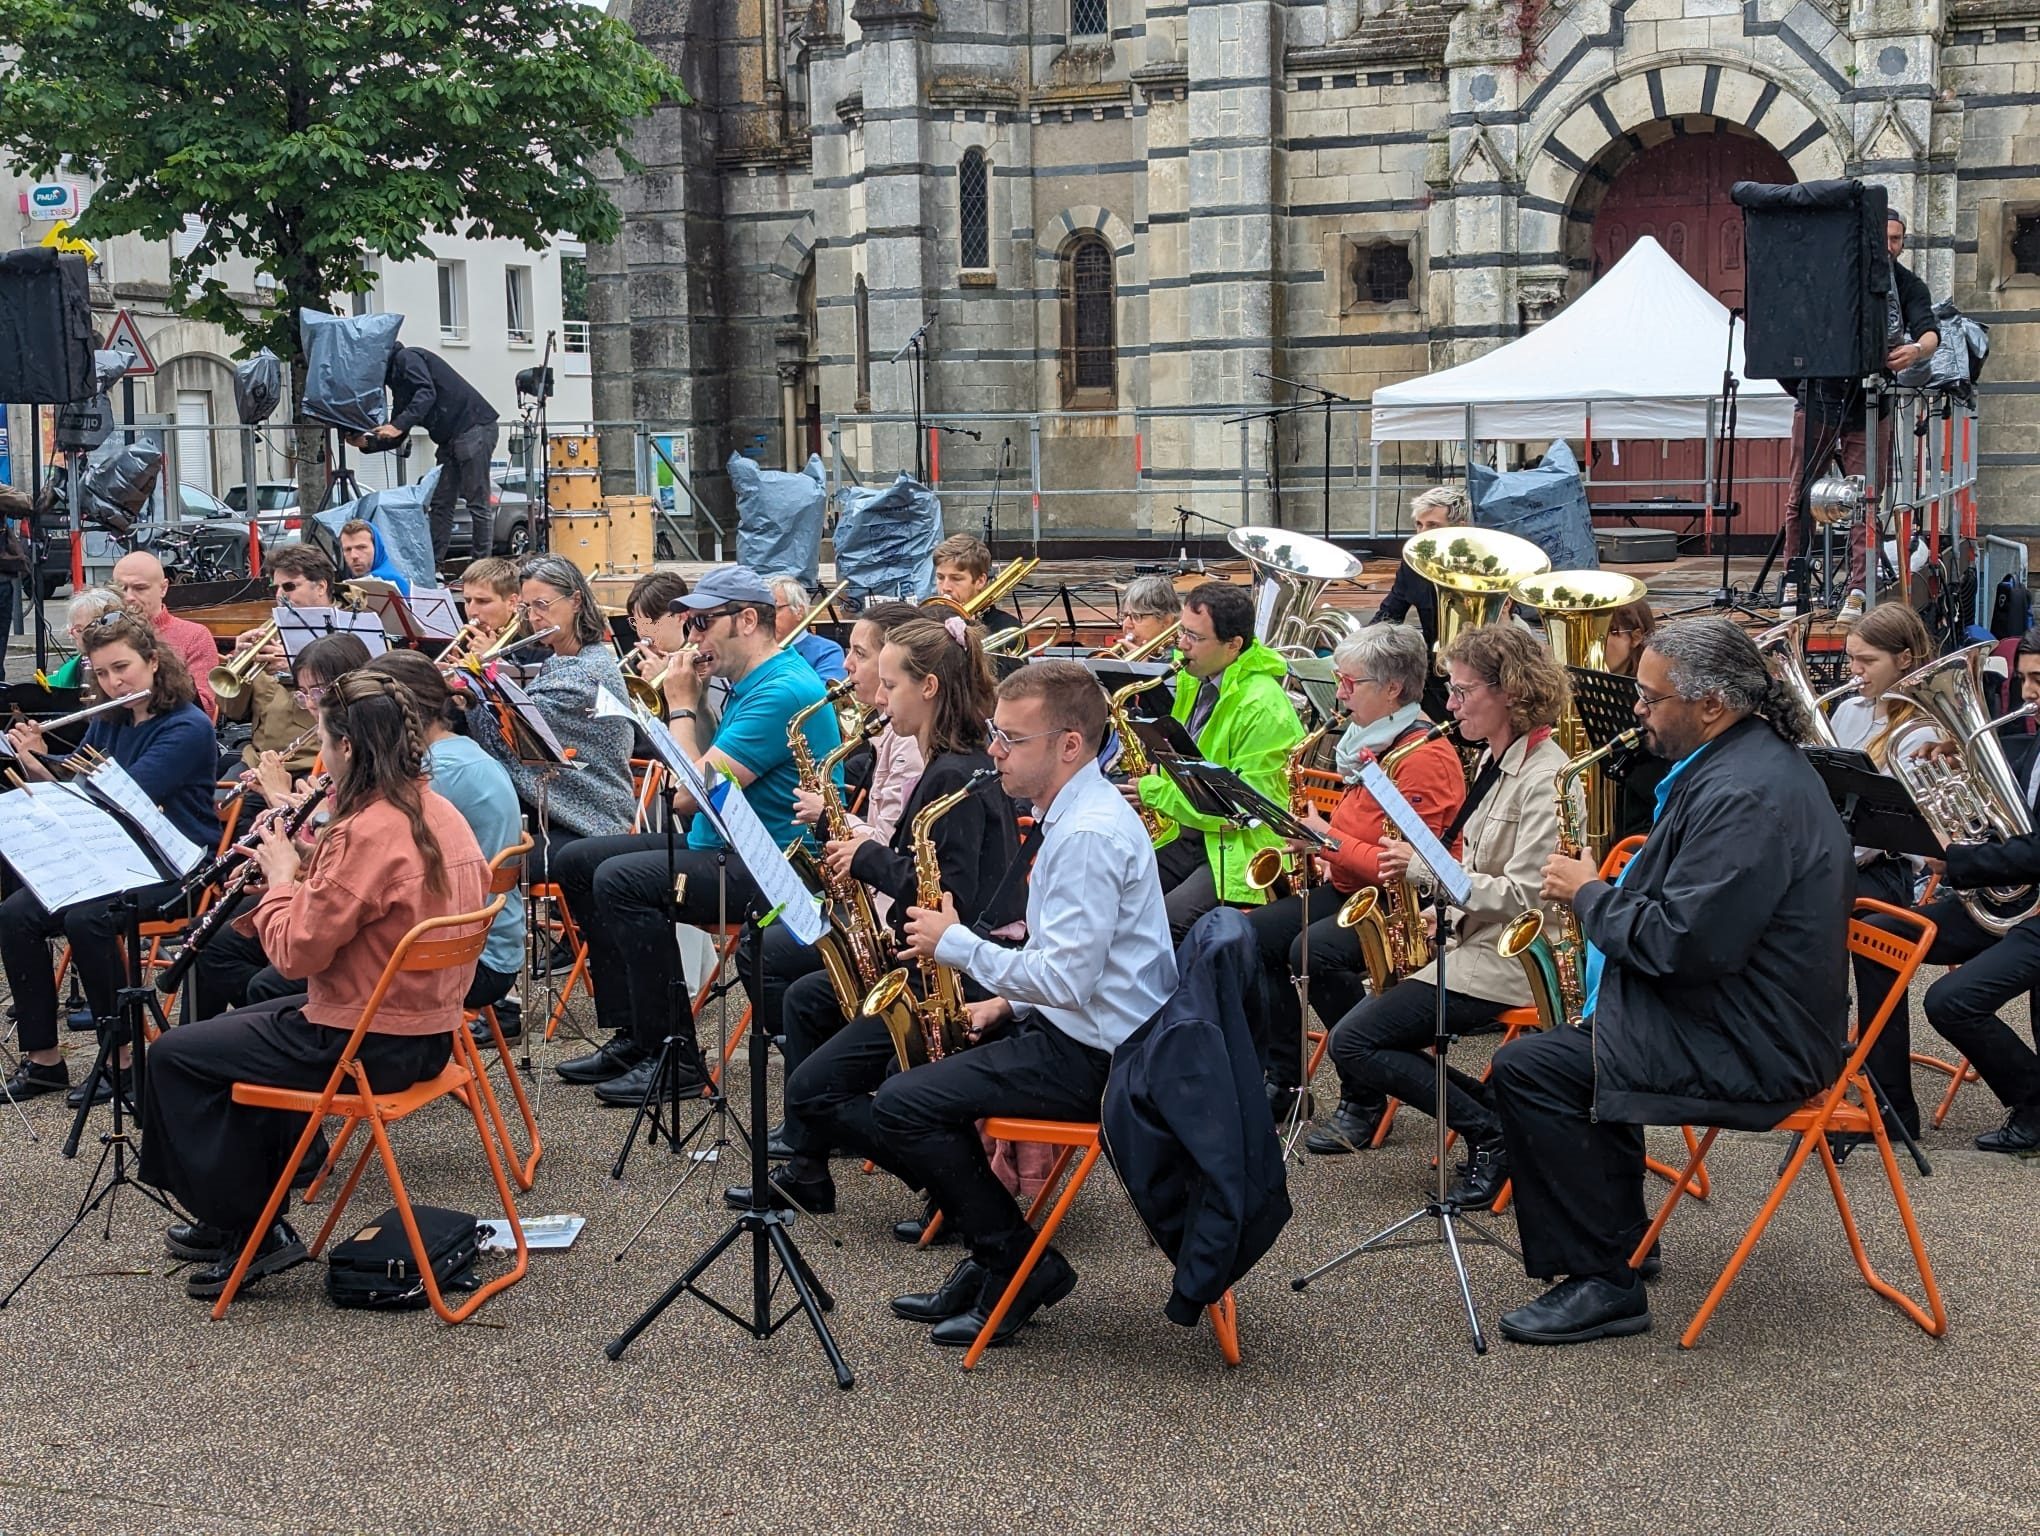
[[854, 275, 871, 410], [1059, 234, 1116, 405], [959, 149, 989, 270]]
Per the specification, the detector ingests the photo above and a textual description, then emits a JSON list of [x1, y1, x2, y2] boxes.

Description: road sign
[[102, 309, 158, 377], [38, 219, 96, 262]]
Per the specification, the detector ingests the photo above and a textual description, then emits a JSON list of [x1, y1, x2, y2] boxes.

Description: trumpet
[[208, 619, 282, 702], [452, 616, 557, 675], [613, 638, 672, 716]]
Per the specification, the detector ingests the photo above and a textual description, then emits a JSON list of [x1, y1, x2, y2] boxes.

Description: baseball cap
[[670, 565, 775, 612]]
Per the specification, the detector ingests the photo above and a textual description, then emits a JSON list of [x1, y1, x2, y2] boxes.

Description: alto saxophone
[[862, 767, 1001, 1071], [1246, 711, 1347, 899], [785, 684, 889, 1017], [1106, 667, 1179, 846], [1496, 729, 1639, 1030], [1335, 722, 1453, 982]]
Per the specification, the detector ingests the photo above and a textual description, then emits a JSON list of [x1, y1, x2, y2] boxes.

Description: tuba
[[1884, 643, 2040, 936], [1227, 526, 1364, 653], [1754, 611, 1856, 748], [862, 767, 1002, 1069], [1402, 528, 1551, 657]]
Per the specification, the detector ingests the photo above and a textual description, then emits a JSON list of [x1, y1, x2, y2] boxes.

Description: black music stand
[[1565, 668, 1643, 752]]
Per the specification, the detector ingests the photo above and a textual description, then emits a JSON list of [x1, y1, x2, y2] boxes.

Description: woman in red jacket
[[140, 670, 487, 1301], [1244, 624, 1464, 1138]]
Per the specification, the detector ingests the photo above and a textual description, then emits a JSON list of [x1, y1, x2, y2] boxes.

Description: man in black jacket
[[1369, 485, 1463, 717], [1489, 618, 1853, 1345], [1782, 209, 1940, 620], [350, 345, 500, 567]]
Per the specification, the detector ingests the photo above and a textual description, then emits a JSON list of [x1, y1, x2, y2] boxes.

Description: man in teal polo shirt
[[552, 566, 843, 1101]]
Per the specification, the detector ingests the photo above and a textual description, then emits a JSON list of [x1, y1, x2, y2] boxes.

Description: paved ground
[[0, 966, 2036, 1536]]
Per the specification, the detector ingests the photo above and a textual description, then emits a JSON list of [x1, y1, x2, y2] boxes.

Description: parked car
[[31, 482, 246, 597], [442, 470, 534, 562], [221, 481, 301, 518]]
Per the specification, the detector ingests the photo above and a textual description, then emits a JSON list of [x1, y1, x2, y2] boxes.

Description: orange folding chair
[[468, 835, 540, 1190], [211, 897, 529, 1324], [1627, 898, 1944, 1349], [946, 1117, 1242, 1371]]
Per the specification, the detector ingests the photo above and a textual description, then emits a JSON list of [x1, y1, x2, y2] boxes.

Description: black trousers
[[1327, 981, 1507, 1142], [1852, 857, 1925, 1133], [1154, 828, 1217, 941], [0, 879, 184, 1053], [1491, 1024, 1648, 1281], [784, 1010, 912, 1184], [871, 1018, 1112, 1275], [780, 965, 856, 1155], [758, 918, 826, 1052], [140, 1001, 452, 1234], [1244, 893, 1375, 1091], [427, 421, 498, 565], [550, 832, 760, 1061], [1862, 894, 2040, 1120]]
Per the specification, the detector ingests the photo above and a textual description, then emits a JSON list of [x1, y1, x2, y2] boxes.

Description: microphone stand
[[890, 317, 935, 484], [984, 437, 1011, 555], [1257, 370, 1352, 541]]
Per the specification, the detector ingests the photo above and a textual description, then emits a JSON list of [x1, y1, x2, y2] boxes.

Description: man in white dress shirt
[[883, 660, 1178, 1348]]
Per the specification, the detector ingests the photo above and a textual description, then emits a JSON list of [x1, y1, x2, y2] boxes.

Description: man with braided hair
[[1489, 618, 1853, 1345]]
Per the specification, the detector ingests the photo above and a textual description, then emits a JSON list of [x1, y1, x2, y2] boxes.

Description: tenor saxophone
[[861, 768, 1001, 1071], [1496, 729, 1639, 1030], [1106, 667, 1179, 846], [785, 685, 889, 1017]]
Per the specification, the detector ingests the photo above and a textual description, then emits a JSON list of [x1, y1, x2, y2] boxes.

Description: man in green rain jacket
[[1130, 581, 1305, 938]]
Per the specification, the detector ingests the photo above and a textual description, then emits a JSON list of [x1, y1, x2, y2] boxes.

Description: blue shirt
[[1579, 739, 1715, 1022], [83, 702, 219, 851], [427, 735, 527, 976], [687, 649, 842, 855], [791, 632, 848, 684]]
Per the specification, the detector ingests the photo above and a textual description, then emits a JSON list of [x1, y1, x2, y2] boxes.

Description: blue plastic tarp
[[729, 451, 825, 585], [833, 474, 942, 602], [1470, 440, 1598, 572]]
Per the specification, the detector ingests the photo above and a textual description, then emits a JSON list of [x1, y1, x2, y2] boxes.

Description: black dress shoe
[[555, 1034, 644, 1085], [892, 1196, 957, 1246], [592, 1056, 710, 1107], [1976, 1104, 2040, 1157], [1303, 1099, 1384, 1155], [930, 1247, 1078, 1348], [186, 1219, 309, 1300], [165, 1220, 234, 1263], [722, 1167, 836, 1215], [890, 1258, 988, 1324], [1447, 1135, 1509, 1211], [765, 1122, 794, 1161], [469, 1006, 522, 1048], [2, 1060, 69, 1100], [1498, 1272, 1650, 1346], [65, 1003, 96, 1033], [1636, 1240, 1663, 1283], [66, 1063, 132, 1109]]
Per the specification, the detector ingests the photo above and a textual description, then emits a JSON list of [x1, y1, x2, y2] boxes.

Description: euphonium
[[1226, 526, 1365, 653], [1755, 611, 1848, 748], [1496, 729, 1639, 1030], [862, 767, 1001, 1070], [1402, 528, 1551, 657], [1106, 667, 1179, 846], [1246, 711, 1347, 898], [1884, 642, 2040, 936]]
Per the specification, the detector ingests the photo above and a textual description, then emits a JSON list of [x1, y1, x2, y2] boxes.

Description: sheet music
[[275, 605, 388, 660], [714, 780, 824, 944], [0, 784, 161, 908], [75, 759, 205, 876], [402, 586, 463, 642], [1358, 756, 1471, 906], [483, 674, 577, 766], [592, 686, 699, 784]]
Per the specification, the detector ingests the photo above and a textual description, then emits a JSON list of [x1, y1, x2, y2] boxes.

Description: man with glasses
[[1489, 618, 1851, 1345], [1128, 580, 1304, 939], [549, 566, 843, 1103], [111, 550, 222, 719], [215, 545, 339, 779], [766, 571, 847, 682], [862, 659, 1174, 1347]]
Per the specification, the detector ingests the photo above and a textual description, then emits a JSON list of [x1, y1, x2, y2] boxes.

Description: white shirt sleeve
[[932, 827, 1120, 1014]]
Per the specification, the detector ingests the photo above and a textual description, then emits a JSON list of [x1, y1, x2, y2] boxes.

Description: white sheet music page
[[715, 780, 824, 944], [402, 587, 464, 642], [276, 605, 388, 660], [77, 759, 205, 876], [1357, 756, 1472, 907], [0, 785, 158, 908]]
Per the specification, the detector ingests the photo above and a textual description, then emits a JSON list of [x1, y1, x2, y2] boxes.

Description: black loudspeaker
[[0, 248, 97, 403], [1732, 179, 1889, 380]]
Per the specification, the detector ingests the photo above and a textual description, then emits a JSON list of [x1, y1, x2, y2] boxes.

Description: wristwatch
[[670, 708, 697, 722]]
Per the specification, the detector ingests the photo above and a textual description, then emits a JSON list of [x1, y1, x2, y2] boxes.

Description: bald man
[[111, 552, 222, 719]]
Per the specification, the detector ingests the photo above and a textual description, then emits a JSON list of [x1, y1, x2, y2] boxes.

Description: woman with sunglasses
[[467, 555, 636, 876], [140, 671, 489, 1300], [1320, 623, 1569, 1211], [0, 615, 218, 1106], [750, 614, 1020, 1215]]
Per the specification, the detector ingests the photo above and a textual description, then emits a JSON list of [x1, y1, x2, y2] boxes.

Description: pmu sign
[[20, 183, 83, 220]]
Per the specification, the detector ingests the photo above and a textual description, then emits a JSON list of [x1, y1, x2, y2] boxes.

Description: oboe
[[154, 775, 331, 995], [219, 721, 321, 814]]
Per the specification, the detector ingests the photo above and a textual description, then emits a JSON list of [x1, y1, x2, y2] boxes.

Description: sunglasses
[[685, 605, 742, 635]]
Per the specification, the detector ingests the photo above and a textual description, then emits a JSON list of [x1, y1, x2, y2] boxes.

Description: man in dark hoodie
[[1490, 618, 1853, 1346]]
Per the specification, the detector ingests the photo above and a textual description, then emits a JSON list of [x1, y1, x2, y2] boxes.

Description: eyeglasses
[[986, 719, 1065, 755], [520, 596, 564, 616], [685, 605, 741, 635], [1177, 628, 1211, 647], [1335, 673, 1380, 690], [1445, 680, 1493, 702], [293, 682, 329, 706], [1634, 686, 1679, 712]]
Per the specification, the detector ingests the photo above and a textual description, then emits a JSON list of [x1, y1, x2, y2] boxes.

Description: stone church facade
[[592, 0, 2040, 541]]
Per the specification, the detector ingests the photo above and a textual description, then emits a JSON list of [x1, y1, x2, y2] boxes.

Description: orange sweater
[[244, 791, 487, 1036], [1321, 729, 1467, 894]]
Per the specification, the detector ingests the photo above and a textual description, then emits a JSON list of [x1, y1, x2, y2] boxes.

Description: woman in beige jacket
[[1320, 624, 1570, 1208]]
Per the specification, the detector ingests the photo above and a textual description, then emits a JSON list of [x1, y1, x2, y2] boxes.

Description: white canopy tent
[[1369, 236, 1795, 442]]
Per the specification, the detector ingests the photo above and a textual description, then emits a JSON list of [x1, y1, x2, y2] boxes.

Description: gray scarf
[[1335, 702, 1425, 783]]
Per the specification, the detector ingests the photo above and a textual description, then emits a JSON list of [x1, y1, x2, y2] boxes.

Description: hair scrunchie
[[944, 615, 968, 646]]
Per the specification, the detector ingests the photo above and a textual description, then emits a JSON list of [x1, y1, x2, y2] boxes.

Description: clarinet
[[153, 777, 331, 996]]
